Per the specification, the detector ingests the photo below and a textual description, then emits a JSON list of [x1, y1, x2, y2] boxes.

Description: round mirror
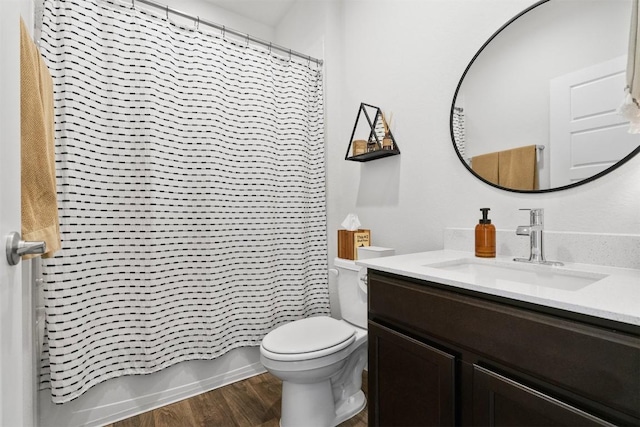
[[451, 0, 640, 193]]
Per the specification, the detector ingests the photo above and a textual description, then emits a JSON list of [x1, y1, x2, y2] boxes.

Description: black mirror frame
[[450, 0, 640, 193]]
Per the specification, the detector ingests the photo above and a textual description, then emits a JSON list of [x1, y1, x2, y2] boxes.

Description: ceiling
[[203, 0, 297, 27]]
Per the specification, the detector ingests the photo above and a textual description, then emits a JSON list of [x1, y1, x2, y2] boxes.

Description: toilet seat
[[261, 316, 355, 362]]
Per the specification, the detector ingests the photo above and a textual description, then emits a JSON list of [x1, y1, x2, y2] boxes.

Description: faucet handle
[[519, 208, 544, 225]]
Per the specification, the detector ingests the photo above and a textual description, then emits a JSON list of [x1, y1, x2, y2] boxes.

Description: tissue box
[[338, 229, 370, 260]]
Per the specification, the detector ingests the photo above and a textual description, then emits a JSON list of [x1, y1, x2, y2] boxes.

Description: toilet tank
[[334, 258, 367, 329]]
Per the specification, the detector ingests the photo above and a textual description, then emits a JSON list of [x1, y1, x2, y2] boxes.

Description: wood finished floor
[[107, 371, 368, 427]]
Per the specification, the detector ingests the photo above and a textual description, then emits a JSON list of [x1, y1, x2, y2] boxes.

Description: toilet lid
[[262, 317, 355, 359]]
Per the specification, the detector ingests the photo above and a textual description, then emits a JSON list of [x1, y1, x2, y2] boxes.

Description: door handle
[[5, 231, 46, 266]]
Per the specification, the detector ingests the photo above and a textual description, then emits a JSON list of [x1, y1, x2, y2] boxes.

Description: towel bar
[[467, 145, 544, 164]]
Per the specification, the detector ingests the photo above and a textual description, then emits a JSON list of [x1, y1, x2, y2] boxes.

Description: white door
[[1, 1, 36, 426], [550, 56, 639, 187]]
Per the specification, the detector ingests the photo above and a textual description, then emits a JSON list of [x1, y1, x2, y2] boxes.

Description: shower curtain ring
[[245, 33, 249, 48], [166, 5, 169, 19], [195, 16, 199, 30], [289, 49, 292, 60], [222, 25, 226, 39], [269, 42, 272, 53], [131, 0, 135, 9]]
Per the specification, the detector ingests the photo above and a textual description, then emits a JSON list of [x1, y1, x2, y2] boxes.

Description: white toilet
[[260, 257, 370, 427]]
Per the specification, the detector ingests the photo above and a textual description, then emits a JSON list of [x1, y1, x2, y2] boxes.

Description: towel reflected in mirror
[[472, 145, 537, 191]]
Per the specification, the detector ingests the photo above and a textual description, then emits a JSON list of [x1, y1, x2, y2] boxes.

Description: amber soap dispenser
[[475, 208, 496, 258]]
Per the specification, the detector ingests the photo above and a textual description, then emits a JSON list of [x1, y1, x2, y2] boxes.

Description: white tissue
[[341, 213, 361, 231]]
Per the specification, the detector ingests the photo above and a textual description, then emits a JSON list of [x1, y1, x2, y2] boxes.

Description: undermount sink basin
[[423, 258, 608, 291]]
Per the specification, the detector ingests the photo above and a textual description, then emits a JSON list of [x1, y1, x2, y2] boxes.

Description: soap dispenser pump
[[475, 208, 496, 258]]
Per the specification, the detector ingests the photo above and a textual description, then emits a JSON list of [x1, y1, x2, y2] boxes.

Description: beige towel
[[20, 18, 61, 258], [498, 145, 537, 191], [471, 152, 499, 185]]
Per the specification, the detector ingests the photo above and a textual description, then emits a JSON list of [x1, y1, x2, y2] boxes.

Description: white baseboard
[[38, 347, 265, 427]]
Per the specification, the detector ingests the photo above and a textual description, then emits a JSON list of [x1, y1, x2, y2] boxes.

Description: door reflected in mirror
[[451, 0, 640, 193]]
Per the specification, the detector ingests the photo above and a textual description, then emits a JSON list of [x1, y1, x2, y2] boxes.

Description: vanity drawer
[[368, 270, 640, 420]]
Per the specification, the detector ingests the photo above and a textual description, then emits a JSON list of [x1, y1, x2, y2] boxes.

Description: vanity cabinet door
[[472, 365, 614, 426], [368, 322, 456, 426]]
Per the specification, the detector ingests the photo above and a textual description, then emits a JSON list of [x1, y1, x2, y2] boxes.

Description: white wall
[[162, 0, 275, 41], [275, 0, 640, 309]]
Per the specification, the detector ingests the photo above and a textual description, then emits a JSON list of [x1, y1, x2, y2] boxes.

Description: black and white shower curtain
[[452, 108, 466, 159], [39, 0, 328, 403]]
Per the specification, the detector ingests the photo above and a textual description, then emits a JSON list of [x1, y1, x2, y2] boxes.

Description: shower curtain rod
[[133, 0, 323, 66]]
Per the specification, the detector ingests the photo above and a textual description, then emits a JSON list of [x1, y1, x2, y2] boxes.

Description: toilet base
[[279, 380, 366, 427], [281, 379, 334, 427], [334, 389, 366, 425]]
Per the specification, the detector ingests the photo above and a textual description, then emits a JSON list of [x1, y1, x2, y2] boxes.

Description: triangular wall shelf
[[345, 103, 400, 162]]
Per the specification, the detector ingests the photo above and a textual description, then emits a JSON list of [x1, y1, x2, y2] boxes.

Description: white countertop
[[356, 250, 640, 326]]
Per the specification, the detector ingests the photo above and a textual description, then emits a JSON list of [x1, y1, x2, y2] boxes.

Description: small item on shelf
[[475, 207, 496, 258], [367, 136, 378, 153], [382, 112, 394, 150], [352, 140, 367, 156]]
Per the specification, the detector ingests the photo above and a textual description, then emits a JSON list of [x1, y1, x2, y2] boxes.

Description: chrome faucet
[[514, 209, 563, 266]]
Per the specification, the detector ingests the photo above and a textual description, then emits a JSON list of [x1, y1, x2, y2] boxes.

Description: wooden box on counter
[[338, 229, 370, 260]]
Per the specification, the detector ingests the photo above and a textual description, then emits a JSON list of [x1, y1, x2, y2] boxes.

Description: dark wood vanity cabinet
[[368, 322, 456, 426], [367, 270, 640, 426], [471, 364, 613, 426]]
